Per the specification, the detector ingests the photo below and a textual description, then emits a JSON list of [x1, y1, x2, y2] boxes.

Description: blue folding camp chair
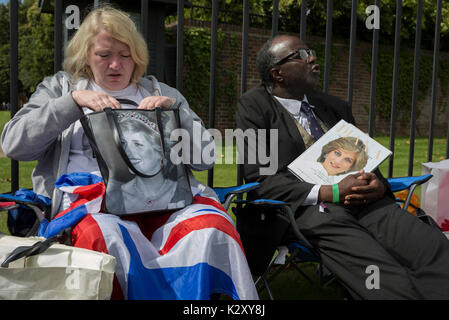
[[0, 188, 51, 237], [214, 173, 438, 300], [214, 182, 323, 300]]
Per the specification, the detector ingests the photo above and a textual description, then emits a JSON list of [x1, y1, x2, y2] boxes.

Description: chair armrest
[[387, 174, 433, 212], [387, 174, 433, 193], [213, 182, 260, 209]]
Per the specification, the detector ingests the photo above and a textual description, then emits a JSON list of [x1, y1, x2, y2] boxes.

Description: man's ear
[[270, 67, 283, 83]]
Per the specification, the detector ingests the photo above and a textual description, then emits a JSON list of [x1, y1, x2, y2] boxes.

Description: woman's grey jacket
[[1, 71, 216, 217]]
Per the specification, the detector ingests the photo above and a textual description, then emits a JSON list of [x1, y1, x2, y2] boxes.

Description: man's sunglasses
[[274, 48, 317, 66]]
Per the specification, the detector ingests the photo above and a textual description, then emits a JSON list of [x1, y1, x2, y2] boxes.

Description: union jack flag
[[38, 172, 258, 300]]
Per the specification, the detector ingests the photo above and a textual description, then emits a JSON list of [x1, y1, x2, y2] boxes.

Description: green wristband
[[332, 184, 339, 203]]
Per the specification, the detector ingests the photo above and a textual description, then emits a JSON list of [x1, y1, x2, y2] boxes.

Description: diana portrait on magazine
[[287, 119, 389, 185], [317, 136, 368, 176]]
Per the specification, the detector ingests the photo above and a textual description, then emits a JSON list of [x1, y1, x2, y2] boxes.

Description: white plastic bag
[[0, 234, 116, 300], [421, 159, 449, 231]]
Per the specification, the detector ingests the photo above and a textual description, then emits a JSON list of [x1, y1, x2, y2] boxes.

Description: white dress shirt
[[273, 95, 322, 206]]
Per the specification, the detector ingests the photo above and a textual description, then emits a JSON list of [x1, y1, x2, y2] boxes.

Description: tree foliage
[[1, 0, 448, 107], [363, 48, 449, 126], [19, 0, 54, 93], [0, 0, 54, 103], [0, 3, 11, 103], [188, 0, 449, 50]]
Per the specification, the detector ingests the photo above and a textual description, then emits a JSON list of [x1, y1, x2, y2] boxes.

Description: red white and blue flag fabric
[[38, 172, 258, 300]]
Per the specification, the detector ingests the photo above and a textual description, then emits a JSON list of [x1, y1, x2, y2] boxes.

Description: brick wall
[[181, 20, 449, 137]]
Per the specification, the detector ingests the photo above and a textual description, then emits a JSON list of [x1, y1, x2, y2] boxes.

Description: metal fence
[[8, 0, 448, 191]]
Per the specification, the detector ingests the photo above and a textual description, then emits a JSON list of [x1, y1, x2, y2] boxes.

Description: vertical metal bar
[[238, 0, 250, 187], [176, 0, 185, 92], [428, 0, 442, 162], [408, 0, 423, 176], [445, 113, 449, 158], [388, 0, 402, 178], [300, 0, 307, 41], [141, 0, 149, 51], [10, 0, 19, 193], [347, 0, 357, 106], [368, 0, 380, 137], [272, 0, 279, 37], [241, 0, 249, 95], [323, 0, 333, 93], [141, 0, 149, 77], [54, 0, 63, 73], [207, 0, 218, 188]]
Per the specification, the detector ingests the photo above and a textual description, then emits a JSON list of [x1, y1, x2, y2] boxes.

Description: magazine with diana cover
[[287, 120, 392, 185]]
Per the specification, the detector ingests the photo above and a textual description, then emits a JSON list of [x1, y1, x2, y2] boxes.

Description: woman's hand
[[138, 96, 176, 110], [72, 90, 121, 111]]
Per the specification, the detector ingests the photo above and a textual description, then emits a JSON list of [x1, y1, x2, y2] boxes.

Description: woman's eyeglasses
[[274, 48, 316, 66]]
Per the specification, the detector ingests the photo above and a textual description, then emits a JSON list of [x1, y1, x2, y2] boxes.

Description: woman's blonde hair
[[63, 5, 149, 83]]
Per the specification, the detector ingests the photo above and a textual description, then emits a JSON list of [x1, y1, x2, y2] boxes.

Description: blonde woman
[[1, 6, 257, 300]]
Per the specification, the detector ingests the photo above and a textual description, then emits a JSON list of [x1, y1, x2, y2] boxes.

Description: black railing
[[429, 0, 443, 162], [388, 0, 402, 178], [9, 0, 18, 193], [7, 0, 449, 191]]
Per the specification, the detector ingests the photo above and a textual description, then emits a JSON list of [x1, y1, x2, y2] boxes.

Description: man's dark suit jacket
[[235, 84, 392, 274]]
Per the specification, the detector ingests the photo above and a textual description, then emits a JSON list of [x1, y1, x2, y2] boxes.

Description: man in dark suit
[[236, 34, 449, 299]]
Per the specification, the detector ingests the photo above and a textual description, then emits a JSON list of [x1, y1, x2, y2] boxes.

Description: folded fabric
[[38, 172, 104, 238]]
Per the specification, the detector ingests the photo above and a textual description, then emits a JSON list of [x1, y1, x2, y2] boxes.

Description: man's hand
[[343, 171, 386, 206], [337, 172, 368, 202], [72, 90, 121, 111], [319, 172, 368, 203]]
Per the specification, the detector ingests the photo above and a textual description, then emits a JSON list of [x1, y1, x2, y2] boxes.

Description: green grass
[[0, 107, 447, 299], [376, 136, 447, 178], [256, 262, 349, 300], [0, 111, 37, 207]]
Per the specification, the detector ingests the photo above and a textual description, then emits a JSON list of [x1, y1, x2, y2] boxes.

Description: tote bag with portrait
[[80, 99, 193, 215]]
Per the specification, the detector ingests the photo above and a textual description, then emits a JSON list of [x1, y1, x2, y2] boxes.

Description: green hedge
[[363, 49, 449, 125], [180, 27, 239, 122]]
